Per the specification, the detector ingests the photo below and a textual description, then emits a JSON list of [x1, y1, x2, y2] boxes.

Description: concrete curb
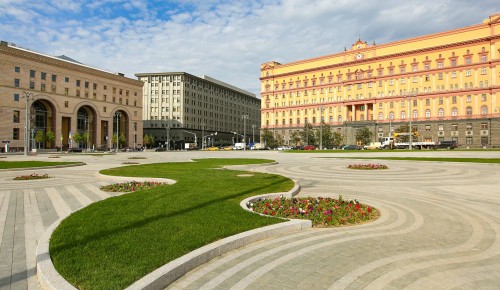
[[36, 164, 311, 290], [0, 162, 86, 172]]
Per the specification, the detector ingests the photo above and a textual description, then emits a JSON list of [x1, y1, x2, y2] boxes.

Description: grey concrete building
[[136, 72, 261, 149]]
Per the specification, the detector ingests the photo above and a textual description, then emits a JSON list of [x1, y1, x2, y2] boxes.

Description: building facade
[[260, 14, 500, 148], [0, 41, 144, 152], [136, 72, 261, 148]]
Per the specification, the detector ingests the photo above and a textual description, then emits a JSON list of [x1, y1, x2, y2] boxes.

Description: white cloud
[[0, 0, 498, 94]]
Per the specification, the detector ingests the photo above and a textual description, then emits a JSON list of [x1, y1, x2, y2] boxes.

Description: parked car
[[207, 146, 219, 151], [434, 140, 458, 150], [303, 145, 316, 150], [291, 145, 304, 150], [363, 142, 382, 150], [67, 148, 82, 153], [154, 147, 166, 152], [342, 144, 361, 150]]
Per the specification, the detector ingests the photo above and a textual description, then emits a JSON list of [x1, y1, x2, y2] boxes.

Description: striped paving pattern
[[0, 157, 127, 290], [0, 151, 499, 289], [169, 155, 500, 289]]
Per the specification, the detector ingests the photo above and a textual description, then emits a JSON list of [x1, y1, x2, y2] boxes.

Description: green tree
[[331, 132, 344, 148], [290, 131, 301, 146], [119, 133, 127, 148], [72, 132, 82, 148], [300, 122, 316, 145], [34, 130, 45, 149], [261, 128, 276, 149], [81, 131, 89, 148], [315, 122, 335, 149], [143, 134, 155, 149], [355, 127, 373, 146], [45, 129, 55, 148]]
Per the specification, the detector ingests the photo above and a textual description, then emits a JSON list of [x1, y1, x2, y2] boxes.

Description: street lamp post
[[115, 112, 120, 152], [85, 118, 89, 151], [201, 122, 205, 149], [21, 91, 35, 156], [405, 90, 417, 150], [242, 115, 249, 150], [252, 124, 256, 144], [133, 122, 137, 150], [319, 106, 325, 150]]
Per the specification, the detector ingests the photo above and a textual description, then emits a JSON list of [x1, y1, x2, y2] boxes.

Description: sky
[[0, 0, 498, 96]]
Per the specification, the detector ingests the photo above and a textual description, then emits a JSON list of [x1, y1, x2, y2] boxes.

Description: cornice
[[0, 46, 143, 87], [260, 35, 500, 81]]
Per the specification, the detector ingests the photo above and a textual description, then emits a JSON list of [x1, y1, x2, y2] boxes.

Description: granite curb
[[36, 163, 311, 290], [0, 162, 86, 172]]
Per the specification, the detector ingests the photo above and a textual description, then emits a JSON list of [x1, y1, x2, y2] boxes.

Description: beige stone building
[[0, 41, 143, 152], [136, 72, 261, 148]]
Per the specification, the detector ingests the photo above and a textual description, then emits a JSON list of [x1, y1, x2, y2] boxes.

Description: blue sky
[[0, 0, 498, 95]]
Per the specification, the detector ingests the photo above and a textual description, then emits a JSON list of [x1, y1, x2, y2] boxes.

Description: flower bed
[[99, 181, 166, 192], [248, 195, 379, 227], [128, 156, 146, 160], [122, 162, 140, 164], [14, 173, 51, 180], [347, 163, 388, 170]]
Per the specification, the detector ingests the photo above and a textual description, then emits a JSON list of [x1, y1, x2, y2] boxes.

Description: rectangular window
[[451, 71, 457, 78], [466, 70, 471, 77], [438, 62, 443, 68], [413, 76, 418, 83], [426, 99, 430, 106], [76, 80, 81, 87], [481, 67, 487, 75], [481, 123, 488, 130], [14, 78, 20, 87], [85, 81, 89, 88], [64, 101, 68, 108], [438, 97, 443, 105], [466, 123, 472, 130], [481, 94, 487, 102], [13, 128, 20, 140], [438, 124, 444, 131], [76, 90, 80, 97], [452, 96, 457, 104], [466, 95, 471, 102], [52, 74, 57, 82], [51, 84, 56, 92], [41, 83, 45, 91], [14, 93, 20, 101], [15, 66, 20, 73], [466, 137, 473, 145], [425, 124, 431, 131], [65, 88, 69, 95], [41, 72, 46, 80], [65, 77, 69, 82], [30, 81, 35, 89], [481, 136, 488, 145], [30, 70, 36, 78], [390, 102, 394, 108], [452, 124, 458, 131], [93, 83, 97, 90], [438, 73, 443, 80], [13, 110, 20, 123], [103, 106, 107, 112]]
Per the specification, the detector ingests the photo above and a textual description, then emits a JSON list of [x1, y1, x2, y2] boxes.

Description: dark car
[[303, 145, 316, 150], [434, 140, 458, 150], [291, 145, 304, 150], [342, 144, 361, 150], [68, 148, 82, 153]]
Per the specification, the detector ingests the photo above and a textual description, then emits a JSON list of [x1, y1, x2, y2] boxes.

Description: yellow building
[[260, 14, 500, 148], [0, 41, 144, 153]]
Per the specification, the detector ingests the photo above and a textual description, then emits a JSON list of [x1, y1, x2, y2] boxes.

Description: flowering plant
[[248, 195, 379, 227], [128, 156, 146, 160], [347, 164, 388, 170], [122, 162, 140, 164], [99, 181, 166, 192], [14, 173, 51, 180]]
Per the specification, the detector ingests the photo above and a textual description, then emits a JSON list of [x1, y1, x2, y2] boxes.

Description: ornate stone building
[[260, 14, 500, 148], [0, 41, 143, 152]]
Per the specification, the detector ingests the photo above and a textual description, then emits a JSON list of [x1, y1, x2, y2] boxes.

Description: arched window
[[266, 120, 269, 126], [401, 111, 406, 119], [289, 118, 293, 124], [297, 118, 300, 125], [338, 115, 342, 122], [425, 109, 431, 118], [275, 119, 278, 125], [438, 108, 444, 117], [378, 112, 383, 120], [313, 117, 316, 123], [466, 106, 472, 116], [329, 116, 333, 123], [464, 83, 468, 89], [481, 105, 488, 115], [412, 110, 418, 118], [451, 107, 458, 116], [389, 111, 394, 120]]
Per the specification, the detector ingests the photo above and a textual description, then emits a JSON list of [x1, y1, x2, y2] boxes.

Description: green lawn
[[50, 158, 293, 290], [0, 161, 81, 169], [325, 157, 500, 163]]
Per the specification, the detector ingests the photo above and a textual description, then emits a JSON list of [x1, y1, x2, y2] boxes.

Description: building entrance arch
[[31, 100, 55, 149], [76, 106, 97, 150]]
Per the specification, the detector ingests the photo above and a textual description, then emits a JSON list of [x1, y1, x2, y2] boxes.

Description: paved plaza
[[1, 150, 499, 289]]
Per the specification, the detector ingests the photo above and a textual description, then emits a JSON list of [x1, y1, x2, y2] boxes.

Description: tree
[[34, 130, 45, 149], [81, 131, 89, 148], [119, 133, 126, 148], [331, 132, 344, 148], [315, 122, 335, 148], [72, 132, 82, 148], [290, 131, 301, 146], [261, 128, 276, 148], [143, 134, 155, 148], [300, 122, 316, 145], [45, 129, 55, 148], [355, 127, 373, 145]]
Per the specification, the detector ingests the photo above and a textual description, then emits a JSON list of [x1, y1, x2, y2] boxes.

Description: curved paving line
[[36, 161, 312, 290]]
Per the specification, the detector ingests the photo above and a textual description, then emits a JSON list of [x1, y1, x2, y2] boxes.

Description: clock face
[[356, 53, 363, 60]]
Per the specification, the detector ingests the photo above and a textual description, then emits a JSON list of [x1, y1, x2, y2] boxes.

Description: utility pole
[[242, 115, 249, 150]]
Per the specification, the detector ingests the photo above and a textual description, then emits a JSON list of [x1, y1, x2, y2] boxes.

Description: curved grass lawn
[[0, 160, 81, 169], [50, 158, 293, 290]]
